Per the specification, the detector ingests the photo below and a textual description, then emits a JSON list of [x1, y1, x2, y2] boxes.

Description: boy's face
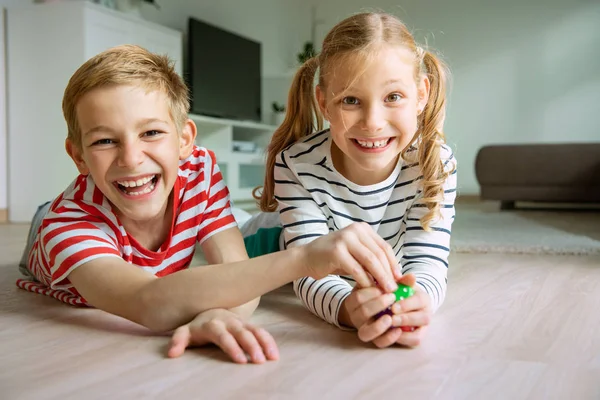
[[66, 85, 195, 226]]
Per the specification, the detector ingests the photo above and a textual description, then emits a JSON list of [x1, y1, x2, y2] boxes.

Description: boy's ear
[[65, 138, 90, 175], [315, 85, 329, 120], [417, 76, 431, 113], [179, 119, 197, 159]]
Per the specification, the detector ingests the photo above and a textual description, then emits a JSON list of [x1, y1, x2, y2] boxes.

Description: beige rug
[[450, 206, 600, 255]]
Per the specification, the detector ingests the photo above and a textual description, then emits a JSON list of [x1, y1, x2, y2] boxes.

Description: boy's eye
[[144, 130, 161, 137], [341, 96, 360, 105], [386, 93, 402, 102], [93, 139, 114, 146]]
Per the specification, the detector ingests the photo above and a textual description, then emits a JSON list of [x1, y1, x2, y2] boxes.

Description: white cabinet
[[189, 114, 276, 211], [6, 2, 182, 222]]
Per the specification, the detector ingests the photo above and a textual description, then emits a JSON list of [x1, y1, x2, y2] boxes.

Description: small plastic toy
[[376, 283, 416, 332]]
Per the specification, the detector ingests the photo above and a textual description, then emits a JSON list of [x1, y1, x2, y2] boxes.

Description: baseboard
[[456, 194, 481, 204], [0, 208, 7, 223]]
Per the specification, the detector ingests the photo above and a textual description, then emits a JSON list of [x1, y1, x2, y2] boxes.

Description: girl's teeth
[[356, 139, 390, 148]]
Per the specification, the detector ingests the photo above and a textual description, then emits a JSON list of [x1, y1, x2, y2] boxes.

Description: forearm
[[403, 263, 447, 312], [139, 247, 306, 331], [292, 275, 353, 329]]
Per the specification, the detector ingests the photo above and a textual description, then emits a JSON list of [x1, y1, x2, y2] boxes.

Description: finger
[[336, 246, 374, 289], [391, 311, 431, 328], [210, 329, 248, 364], [372, 327, 404, 348], [350, 236, 396, 293], [392, 290, 430, 314], [395, 326, 428, 348], [357, 314, 393, 343], [248, 325, 279, 361], [231, 326, 267, 364], [167, 325, 192, 358], [372, 231, 402, 281], [354, 293, 397, 328], [347, 286, 384, 311], [396, 273, 417, 288]]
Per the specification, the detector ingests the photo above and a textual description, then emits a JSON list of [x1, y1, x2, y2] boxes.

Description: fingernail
[[387, 282, 398, 292], [254, 353, 266, 363]]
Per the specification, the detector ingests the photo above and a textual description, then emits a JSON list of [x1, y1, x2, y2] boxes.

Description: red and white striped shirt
[[17, 146, 236, 306]]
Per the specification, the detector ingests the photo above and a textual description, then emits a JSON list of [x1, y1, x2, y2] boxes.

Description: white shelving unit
[[189, 114, 277, 208], [6, 2, 182, 222]]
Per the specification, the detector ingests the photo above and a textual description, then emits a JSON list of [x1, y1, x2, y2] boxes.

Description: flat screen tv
[[186, 17, 262, 122]]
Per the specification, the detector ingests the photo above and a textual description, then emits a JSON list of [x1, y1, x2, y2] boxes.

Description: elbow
[[136, 285, 191, 332]]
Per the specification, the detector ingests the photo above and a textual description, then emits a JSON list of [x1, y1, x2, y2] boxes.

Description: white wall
[[309, 0, 600, 194], [0, 6, 7, 211], [0, 0, 311, 215], [140, 0, 311, 123], [1, 1, 37, 211]]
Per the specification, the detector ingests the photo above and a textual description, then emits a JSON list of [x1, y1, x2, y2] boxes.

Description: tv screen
[[186, 17, 262, 122]]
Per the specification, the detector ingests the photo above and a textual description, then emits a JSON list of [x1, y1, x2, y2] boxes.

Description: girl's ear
[[65, 138, 90, 175], [315, 85, 329, 120], [417, 76, 430, 114], [179, 119, 197, 159]]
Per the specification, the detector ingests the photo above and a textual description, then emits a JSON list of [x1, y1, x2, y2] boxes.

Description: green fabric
[[244, 227, 283, 258]]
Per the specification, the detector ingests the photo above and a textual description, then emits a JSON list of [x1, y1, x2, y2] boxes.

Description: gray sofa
[[475, 143, 600, 209]]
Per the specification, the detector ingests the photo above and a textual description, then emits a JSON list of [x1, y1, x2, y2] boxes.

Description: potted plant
[[115, 0, 159, 16], [271, 102, 286, 126]]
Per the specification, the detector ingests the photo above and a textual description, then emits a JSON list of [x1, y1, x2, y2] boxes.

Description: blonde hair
[[62, 44, 189, 148], [255, 12, 452, 230]]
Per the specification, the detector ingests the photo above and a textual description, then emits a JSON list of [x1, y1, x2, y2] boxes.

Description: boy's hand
[[167, 309, 279, 364], [303, 222, 402, 293]]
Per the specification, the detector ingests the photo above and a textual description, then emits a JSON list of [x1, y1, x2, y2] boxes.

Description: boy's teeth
[[356, 139, 390, 148], [117, 175, 155, 188]]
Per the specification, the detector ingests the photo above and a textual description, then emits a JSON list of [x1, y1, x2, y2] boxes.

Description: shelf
[[217, 151, 266, 165], [189, 113, 277, 131]]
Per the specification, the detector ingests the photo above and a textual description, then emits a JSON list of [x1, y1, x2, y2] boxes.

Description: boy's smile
[[66, 85, 195, 234]]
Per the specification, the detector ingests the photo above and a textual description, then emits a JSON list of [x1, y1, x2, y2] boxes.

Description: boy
[[16, 45, 401, 364]]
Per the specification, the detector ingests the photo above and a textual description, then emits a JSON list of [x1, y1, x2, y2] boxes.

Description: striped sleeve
[[40, 206, 121, 291], [401, 151, 457, 312], [275, 150, 353, 329], [197, 150, 237, 244]]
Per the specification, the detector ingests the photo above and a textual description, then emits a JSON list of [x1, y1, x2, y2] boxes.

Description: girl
[[250, 12, 457, 349]]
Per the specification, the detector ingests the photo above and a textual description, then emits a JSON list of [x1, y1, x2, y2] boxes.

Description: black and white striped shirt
[[274, 130, 457, 328]]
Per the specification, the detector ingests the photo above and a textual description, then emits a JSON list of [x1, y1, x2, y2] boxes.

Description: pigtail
[[414, 49, 452, 230], [254, 56, 323, 212]]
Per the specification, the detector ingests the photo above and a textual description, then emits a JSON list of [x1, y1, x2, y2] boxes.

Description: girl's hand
[[341, 274, 433, 348], [303, 222, 402, 293], [366, 273, 432, 348], [389, 283, 432, 348], [338, 286, 397, 331], [167, 309, 279, 364]]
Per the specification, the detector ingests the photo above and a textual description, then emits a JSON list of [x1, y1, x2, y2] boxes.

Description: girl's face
[[316, 45, 429, 186]]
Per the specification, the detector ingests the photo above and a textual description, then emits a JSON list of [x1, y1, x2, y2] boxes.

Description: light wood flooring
[[1, 218, 599, 399]]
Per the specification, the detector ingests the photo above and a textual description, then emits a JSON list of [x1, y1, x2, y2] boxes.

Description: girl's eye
[[341, 97, 360, 105], [386, 93, 402, 102], [92, 139, 113, 146], [144, 130, 161, 137]]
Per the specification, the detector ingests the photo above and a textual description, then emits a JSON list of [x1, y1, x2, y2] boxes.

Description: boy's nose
[[361, 106, 386, 133], [117, 143, 144, 168]]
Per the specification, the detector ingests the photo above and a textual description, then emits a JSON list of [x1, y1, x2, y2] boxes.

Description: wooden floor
[[1, 221, 599, 399]]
